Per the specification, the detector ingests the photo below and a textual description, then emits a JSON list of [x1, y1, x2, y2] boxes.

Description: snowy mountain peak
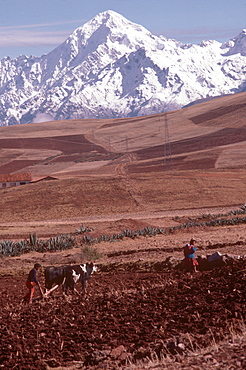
[[68, 10, 148, 46], [86, 10, 147, 33], [88, 10, 134, 28], [47, 10, 152, 72], [0, 11, 245, 126], [67, 9, 156, 56]]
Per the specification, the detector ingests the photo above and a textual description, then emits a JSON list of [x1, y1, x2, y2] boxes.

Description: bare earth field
[[0, 92, 246, 369]]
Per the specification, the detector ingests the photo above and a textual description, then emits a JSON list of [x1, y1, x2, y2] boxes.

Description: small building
[[0, 173, 32, 189]]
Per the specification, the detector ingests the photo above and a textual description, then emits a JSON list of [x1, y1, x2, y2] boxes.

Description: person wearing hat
[[183, 238, 199, 273], [23, 263, 44, 303]]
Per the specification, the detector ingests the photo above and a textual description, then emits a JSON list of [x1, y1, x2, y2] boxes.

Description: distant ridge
[[182, 94, 232, 108], [0, 10, 246, 126]]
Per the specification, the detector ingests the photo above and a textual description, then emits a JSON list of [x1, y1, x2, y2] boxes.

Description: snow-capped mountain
[[0, 10, 246, 126]]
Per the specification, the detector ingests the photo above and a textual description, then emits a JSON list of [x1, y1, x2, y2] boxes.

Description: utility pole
[[108, 137, 112, 160], [163, 113, 173, 171], [125, 135, 129, 153], [91, 127, 95, 140]]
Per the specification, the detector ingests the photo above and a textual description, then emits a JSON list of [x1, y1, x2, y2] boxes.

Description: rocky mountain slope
[[0, 10, 246, 126]]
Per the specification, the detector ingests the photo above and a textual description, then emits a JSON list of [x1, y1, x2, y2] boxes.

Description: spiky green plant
[[29, 232, 37, 247], [75, 224, 93, 234]]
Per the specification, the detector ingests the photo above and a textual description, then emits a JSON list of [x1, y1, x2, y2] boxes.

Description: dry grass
[[123, 328, 246, 370], [0, 92, 246, 237]]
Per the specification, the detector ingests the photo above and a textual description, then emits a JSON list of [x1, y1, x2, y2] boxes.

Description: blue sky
[[0, 0, 245, 60]]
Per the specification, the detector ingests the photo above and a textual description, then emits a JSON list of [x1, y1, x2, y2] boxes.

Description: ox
[[44, 262, 97, 296]]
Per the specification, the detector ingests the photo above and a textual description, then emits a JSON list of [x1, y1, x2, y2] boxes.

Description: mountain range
[[0, 10, 246, 126]]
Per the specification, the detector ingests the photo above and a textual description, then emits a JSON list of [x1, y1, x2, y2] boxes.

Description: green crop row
[[0, 233, 75, 258], [81, 216, 246, 245]]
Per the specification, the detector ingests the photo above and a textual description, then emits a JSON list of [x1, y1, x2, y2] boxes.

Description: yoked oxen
[[44, 262, 97, 297]]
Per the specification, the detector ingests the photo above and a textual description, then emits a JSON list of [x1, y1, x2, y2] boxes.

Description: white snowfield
[[0, 10, 245, 126]]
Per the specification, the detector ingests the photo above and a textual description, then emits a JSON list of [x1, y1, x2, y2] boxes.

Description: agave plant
[[29, 232, 38, 247], [0, 240, 14, 257], [75, 224, 93, 234]]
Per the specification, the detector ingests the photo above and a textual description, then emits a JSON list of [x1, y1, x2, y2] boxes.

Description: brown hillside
[[0, 92, 245, 236], [0, 91, 245, 178]]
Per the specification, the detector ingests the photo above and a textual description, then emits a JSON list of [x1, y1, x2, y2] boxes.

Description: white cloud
[[0, 19, 83, 31], [0, 19, 85, 49], [33, 113, 55, 123], [0, 31, 67, 48]]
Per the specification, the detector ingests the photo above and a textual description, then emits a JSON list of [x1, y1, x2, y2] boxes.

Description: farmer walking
[[23, 263, 44, 304], [183, 238, 199, 273]]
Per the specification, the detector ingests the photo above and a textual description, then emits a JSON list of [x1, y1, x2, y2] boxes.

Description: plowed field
[[1, 259, 246, 369]]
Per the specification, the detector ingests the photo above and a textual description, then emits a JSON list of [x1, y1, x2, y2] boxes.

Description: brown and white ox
[[44, 262, 97, 296]]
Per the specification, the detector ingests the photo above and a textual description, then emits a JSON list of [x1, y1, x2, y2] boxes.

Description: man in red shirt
[[23, 263, 44, 303]]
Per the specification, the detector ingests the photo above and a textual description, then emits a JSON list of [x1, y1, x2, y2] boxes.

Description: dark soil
[[0, 259, 246, 369]]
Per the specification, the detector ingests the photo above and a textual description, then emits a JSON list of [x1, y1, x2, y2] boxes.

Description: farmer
[[23, 263, 44, 303], [183, 238, 199, 273]]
